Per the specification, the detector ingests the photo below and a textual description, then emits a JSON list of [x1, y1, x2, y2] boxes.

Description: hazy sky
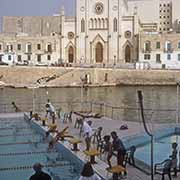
[[0, 0, 75, 16], [0, 0, 180, 31], [0, 0, 75, 31]]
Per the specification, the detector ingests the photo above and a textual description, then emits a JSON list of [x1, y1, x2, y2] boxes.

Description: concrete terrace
[[55, 113, 180, 180], [1, 112, 180, 180]]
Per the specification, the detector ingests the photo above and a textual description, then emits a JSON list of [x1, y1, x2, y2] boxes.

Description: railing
[[0, 100, 177, 123]]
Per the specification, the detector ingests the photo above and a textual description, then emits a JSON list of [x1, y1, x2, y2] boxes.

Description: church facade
[[0, 0, 139, 66], [75, 0, 139, 65]]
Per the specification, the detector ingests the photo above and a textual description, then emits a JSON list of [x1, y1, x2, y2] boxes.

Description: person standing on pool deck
[[29, 163, 51, 180], [45, 99, 56, 124], [111, 131, 126, 167], [83, 120, 93, 151]]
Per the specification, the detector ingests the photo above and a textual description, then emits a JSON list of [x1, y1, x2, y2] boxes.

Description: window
[[47, 55, 51, 60], [178, 42, 180, 48], [27, 55, 31, 61], [17, 44, 21, 50], [7, 45, 13, 52], [165, 41, 172, 51], [113, 18, 117, 32], [37, 54, 41, 62], [0, 44, 2, 50], [144, 54, 151, 60], [167, 54, 171, 60], [178, 54, 180, 61], [37, 44, 41, 50], [0, 55, 2, 62], [26, 43, 32, 53], [163, 16, 166, 18], [17, 55, 22, 62], [144, 41, 151, 52], [160, 16, 162, 19], [81, 19, 85, 32], [47, 44, 52, 52], [156, 42, 161, 49], [156, 54, 161, 63], [8, 55, 11, 61]]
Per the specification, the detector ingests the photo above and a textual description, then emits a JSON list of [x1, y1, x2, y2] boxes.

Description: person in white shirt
[[79, 162, 101, 180], [45, 99, 56, 124], [83, 120, 93, 151]]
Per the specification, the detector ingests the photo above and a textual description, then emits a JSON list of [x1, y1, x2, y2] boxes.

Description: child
[[103, 135, 113, 169]]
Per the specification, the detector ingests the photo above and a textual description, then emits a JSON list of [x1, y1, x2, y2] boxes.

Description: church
[[0, 0, 139, 66], [74, 0, 139, 65]]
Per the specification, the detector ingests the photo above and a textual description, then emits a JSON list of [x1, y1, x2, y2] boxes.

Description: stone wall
[[0, 66, 179, 88]]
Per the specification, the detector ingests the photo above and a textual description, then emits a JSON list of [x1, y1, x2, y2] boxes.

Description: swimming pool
[[135, 135, 180, 166], [123, 127, 180, 173], [0, 115, 82, 180]]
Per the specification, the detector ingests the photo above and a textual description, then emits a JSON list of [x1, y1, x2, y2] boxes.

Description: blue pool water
[[0, 116, 81, 180], [135, 135, 180, 166]]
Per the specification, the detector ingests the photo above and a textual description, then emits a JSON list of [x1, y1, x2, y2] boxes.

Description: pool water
[[0, 116, 81, 180], [135, 135, 180, 167]]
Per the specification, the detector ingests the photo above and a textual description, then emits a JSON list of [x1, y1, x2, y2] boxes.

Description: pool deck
[[1, 112, 180, 180]]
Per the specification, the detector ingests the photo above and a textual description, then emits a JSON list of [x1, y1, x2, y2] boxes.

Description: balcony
[[44, 50, 52, 54], [142, 48, 152, 53], [164, 48, 173, 53], [24, 51, 32, 54]]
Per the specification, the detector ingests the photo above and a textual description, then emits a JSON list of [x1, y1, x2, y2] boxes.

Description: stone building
[[0, 0, 139, 66], [0, 0, 180, 69], [139, 32, 180, 69], [0, 33, 60, 65]]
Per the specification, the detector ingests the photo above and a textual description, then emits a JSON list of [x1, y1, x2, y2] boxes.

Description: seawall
[[0, 66, 179, 88]]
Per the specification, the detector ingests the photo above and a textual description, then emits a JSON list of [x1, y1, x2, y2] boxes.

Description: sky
[[0, 0, 180, 31], [0, 0, 75, 31], [0, 0, 75, 16]]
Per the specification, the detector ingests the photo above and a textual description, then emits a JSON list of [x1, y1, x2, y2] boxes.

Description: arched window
[[81, 19, 85, 32], [165, 41, 172, 51], [125, 45, 131, 63], [105, 18, 108, 29], [68, 46, 74, 63], [96, 42, 103, 63], [26, 43, 32, 53], [47, 43, 52, 53], [94, 18, 97, 29], [102, 18, 105, 28], [90, 18, 93, 29], [144, 41, 151, 52], [113, 18, 118, 32], [98, 18, 101, 29]]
